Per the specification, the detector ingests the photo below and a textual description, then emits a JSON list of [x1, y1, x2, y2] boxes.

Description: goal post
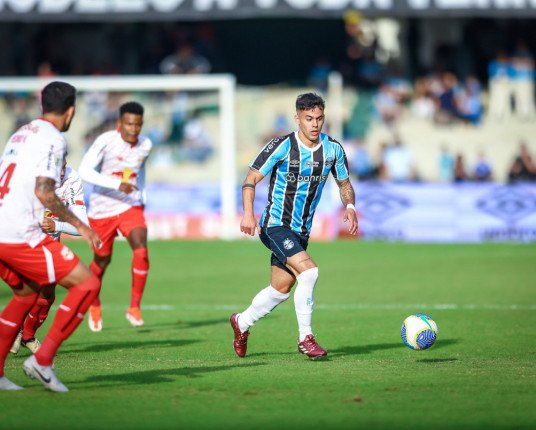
[[0, 74, 238, 239]]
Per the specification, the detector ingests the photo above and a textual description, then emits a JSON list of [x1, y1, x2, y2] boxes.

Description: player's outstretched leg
[[126, 247, 149, 327], [294, 267, 327, 360], [0, 292, 39, 384], [88, 261, 104, 332], [21, 294, 55, 353], [231, 286, 290, 357], [26, 272, 99, 392]]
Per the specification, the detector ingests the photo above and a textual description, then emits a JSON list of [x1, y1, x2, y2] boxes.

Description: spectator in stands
[[453, 153, 468, 183], [307, 57, 333, 92], [508, 141, 536, 182], [457, 76, 483, 126], [373, 83, 402, 128], [411, 77, 436, 120], [434, 72, 460, 125], [383, 136, 416, 182], [177, 109, 214, 163], [347, 140, 377, 181], [160, 43, 211, 75], [438, 145, 455, 182], [510, 41, 535, 121], [488, 50, 513, 120], [472, 151, 493, 181]]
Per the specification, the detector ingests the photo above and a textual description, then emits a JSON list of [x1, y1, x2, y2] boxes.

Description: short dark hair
[[119, 101, 144, 117], [41, 81, 76, 114], [296, 93, 325, 111]]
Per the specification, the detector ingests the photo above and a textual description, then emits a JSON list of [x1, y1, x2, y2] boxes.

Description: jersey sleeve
[[331, 143, 350, 181], [79, 135, 122, 189], [250, 137, 290, 177]]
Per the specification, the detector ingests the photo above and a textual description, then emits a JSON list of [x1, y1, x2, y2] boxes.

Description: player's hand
[[119, 183, 138, 194], [343, 207, 358, 236], [240, 213, 260, 236], [41, 217, 56, 233], [78, 224, 102, 251]]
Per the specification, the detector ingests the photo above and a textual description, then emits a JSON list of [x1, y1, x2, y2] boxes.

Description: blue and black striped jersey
[[251, 131, 349, 237]]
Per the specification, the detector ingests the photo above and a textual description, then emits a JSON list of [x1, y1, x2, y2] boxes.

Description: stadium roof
[[1, 0, 536, 22]]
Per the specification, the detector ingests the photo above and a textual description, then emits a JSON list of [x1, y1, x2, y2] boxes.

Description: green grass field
[[0, 240, 535, 429]]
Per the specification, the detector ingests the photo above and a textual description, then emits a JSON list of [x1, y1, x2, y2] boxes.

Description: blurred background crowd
[[0, 10, 535, 184]]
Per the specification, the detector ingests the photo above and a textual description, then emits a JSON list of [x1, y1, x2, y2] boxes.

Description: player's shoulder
[[64, 166, 82, 184], [263, 133, 293, 150], [323, 133, 345, 152], [137, 134, 153, 150]]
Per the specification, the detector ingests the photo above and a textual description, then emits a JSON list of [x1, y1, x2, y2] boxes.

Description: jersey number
[[0, 162, 16, 200]]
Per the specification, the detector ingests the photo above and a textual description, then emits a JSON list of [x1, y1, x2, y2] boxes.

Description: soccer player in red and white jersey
[[79, 102, 152, 331], [0, 81, 101, 392], [10, 159, 89, 355]]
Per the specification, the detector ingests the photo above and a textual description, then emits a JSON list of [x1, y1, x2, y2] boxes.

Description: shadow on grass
[[78, 362, 266, 387], [66, 338, 199, 354], [416, 358, 458, 363], [330, 338, 459, 356], [136, 318, 229, 334]]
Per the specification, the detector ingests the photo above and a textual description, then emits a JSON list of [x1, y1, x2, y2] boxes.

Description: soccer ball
[[401, 314, 438, 350]]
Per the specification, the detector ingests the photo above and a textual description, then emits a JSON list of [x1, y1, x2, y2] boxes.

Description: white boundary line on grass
[[102, 303, 536, 311]]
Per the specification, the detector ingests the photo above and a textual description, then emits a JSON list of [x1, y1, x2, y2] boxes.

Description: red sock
[[0, 293, 39, 377], [22, 296, 55, 341], [89, 261, 104, 307], [131, 248, 149, 308], [35, 275, 99, 366]]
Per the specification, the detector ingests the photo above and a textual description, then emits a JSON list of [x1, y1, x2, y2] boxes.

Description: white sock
[[294, 267, 319, 342], [238, 286, 290, 333]]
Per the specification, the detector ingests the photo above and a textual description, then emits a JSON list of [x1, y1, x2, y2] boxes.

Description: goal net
[[0, 74, 238, 239]]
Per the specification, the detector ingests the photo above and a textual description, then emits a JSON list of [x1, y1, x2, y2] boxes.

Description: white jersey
[[0, 119, 66, 247], [48, 166, 88, 240], [79, 130, 152, 219]]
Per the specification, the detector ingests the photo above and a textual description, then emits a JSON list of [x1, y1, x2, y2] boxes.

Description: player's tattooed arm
[[240, 168, 264, 236], [335, 178, 358, 236], [336, 178, 356, 206], [35, 177, 84, 228], [35, 176, 102, 249]]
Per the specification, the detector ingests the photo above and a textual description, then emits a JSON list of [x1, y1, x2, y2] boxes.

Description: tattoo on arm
[[336, 178, 355, 206], [35, 177, 83, 228], [242, 183, 255, 190]]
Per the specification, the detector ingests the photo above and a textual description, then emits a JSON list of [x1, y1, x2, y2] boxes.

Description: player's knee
[[78, 273, 100, 292], [95, 255, 111, 269], [13, 290, 39, 304], [133, 247, 149, 268], [297, 267, 319, 285]]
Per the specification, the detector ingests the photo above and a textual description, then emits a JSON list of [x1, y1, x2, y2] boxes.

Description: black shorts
[[259, 226, 309, 274]]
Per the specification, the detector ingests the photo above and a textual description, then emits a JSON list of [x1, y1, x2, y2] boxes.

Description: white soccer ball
[[401, 314, 438, 350]]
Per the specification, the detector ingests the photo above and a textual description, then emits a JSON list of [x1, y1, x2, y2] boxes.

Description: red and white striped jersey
[[79, 130, 152, 219], [0, 119, 66, 247]]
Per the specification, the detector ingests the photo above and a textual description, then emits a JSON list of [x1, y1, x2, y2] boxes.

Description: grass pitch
[[0, 240, 535, 429]]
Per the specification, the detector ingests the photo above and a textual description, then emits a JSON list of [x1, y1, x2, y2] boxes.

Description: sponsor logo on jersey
[[282, 238, 294, 250], [289, 159, 300, 167], [306, 161, 319, 168], [286, 173, 327, 183], [61, 245, 74, 261]]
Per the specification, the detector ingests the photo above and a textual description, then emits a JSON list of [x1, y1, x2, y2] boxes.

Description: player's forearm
[[337, 178, 356, 207], [79, 163, 122, 190], [56, 205, 88, 236], [242, 184, 256, 215], [36, 177, 86, 230]]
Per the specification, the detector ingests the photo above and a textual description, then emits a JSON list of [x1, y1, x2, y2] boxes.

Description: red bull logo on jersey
[[286, 173, 327, 183], [112, 169, 138, 182]]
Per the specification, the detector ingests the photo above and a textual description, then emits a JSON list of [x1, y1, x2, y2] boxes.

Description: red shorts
[[0, 236, 80, 288], [89, 206, 147, 257]]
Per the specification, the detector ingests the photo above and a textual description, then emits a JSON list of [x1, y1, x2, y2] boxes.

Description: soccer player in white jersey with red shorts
[[79, 102, 152, 331], [0, 81, 101, 392], [10, 159, 89, 355]]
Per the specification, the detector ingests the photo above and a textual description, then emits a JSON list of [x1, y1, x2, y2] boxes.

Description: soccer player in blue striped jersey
[[230, 93, 358, 360]]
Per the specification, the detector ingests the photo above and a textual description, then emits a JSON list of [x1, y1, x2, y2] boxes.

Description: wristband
[[346, 204, 356, 212]]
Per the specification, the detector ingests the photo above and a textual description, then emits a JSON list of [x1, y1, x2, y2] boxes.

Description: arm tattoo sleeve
[[35, 177, 84, 228], [336, 178, 355, 206]]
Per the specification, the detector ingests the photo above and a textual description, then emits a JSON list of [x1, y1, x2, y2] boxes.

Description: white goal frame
[[0, 74, 237, 239]]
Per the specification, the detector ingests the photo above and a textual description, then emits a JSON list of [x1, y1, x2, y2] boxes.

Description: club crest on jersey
[[282, 238, 294, 250], [61, 245, 74, 261], [324, 157, 334, 167]]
